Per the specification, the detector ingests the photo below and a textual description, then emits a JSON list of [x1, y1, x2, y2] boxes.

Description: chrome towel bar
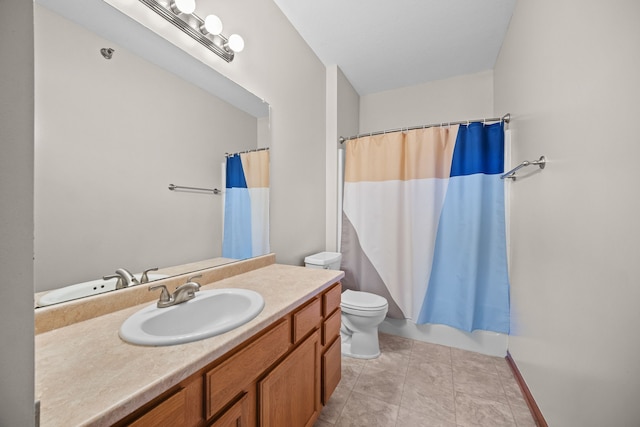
[[168, 184, 222, 194], [501, 156, 546, 180]]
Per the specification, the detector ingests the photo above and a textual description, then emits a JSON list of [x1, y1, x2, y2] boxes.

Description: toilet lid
[[341, 290, 388, 311]]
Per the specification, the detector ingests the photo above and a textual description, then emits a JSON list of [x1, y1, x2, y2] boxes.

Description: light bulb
[[226, 34, 245, 53], [171, 0, 196, 14], [201, 15, 223, 36]]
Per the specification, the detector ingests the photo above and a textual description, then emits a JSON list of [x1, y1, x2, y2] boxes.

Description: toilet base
[[340, 331, 381, 359]]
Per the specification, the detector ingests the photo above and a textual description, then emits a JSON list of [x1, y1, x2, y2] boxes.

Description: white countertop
[[35, 264, 344, 427]]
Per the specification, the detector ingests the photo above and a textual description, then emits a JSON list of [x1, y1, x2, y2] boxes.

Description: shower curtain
[[222, 150, 270, 259], [340, 122, 510, 334]]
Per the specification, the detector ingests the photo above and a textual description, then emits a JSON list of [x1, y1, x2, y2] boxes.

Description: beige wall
[[35, 7, 258, 291], [494, 0, 640, 425], [359, 70, 495, 133], [0, 0, 35, 425], [326, 65, 359, 251]]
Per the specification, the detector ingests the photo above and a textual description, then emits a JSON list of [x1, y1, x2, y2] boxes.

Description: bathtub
[[379, 318, 508, 356]]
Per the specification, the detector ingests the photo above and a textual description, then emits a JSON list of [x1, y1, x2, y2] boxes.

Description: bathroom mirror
[[34, 0, 270, 307]]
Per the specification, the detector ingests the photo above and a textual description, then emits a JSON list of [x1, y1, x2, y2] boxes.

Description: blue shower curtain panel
[[418, 123, 510, 333]]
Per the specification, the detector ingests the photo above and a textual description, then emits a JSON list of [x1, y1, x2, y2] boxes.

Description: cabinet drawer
[[323, 283, 342, 317], [322, 308, 341, 347], [205, 318, 291, 420], [293, 297, 321, 343], [322, 337, 341, 405], [129, 387, 186, 427]]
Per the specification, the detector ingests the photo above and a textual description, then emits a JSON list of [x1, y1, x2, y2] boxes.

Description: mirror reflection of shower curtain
[[340, 123, 510, 334], [222, 150, 270, 259]]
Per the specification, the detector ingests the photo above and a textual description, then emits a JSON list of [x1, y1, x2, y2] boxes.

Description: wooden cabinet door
[[128, 387, 187, 427], [322, 337, 341, 405], [115, 375, 203, 427], [210, 393, 248, 427], [259, 331, 320, 427]]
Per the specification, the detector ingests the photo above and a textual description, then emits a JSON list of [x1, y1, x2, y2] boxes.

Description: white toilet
[[304, 252, 389, 359], [339, 289, 388, 359]]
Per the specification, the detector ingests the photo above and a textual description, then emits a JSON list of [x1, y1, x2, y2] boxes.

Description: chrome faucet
[[149, 275, 202, 308], [103, 268, 140, 289]]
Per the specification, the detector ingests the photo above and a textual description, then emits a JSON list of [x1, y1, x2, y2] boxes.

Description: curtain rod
[[225, 147, 269, 157], [338, 113, 510, 143]]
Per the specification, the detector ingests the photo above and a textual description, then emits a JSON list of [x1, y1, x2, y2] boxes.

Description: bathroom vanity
[[35, 256, 344, 426]]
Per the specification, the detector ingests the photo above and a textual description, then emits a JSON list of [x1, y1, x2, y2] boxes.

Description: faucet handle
[[172, 276, 201, 303], [140, 267, 159, 284], [103, 274, 126, 289], [186, 274, 202, 288], [149, 283, 172, 307]]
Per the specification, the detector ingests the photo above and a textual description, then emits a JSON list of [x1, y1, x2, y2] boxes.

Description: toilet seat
[[341, 290, 388, 311]]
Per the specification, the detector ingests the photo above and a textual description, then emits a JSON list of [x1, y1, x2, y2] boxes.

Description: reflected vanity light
[[201, 14, 223, 36], [225, 34, 245, 53], [171, 0, 195, 14], [140, 0, 245, 62]]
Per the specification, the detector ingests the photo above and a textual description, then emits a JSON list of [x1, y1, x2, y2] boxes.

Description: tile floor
[[314, 333, 536, 427]]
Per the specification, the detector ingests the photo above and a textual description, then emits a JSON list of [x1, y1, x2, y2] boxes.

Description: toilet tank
[[304, 252, 342, 270]]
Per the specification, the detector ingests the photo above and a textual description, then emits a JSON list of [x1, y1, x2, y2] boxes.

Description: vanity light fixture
[[139, 0, 245, 62]]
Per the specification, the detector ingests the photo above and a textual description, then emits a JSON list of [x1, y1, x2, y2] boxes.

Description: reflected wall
[[34, 6, 258, 292]]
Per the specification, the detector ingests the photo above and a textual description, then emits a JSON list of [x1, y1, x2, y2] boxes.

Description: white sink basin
[[37, 273, 168, 307], [119, 288, 265, 346]]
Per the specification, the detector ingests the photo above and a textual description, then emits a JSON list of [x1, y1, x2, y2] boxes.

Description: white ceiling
[[273, 0, 516, 95]]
